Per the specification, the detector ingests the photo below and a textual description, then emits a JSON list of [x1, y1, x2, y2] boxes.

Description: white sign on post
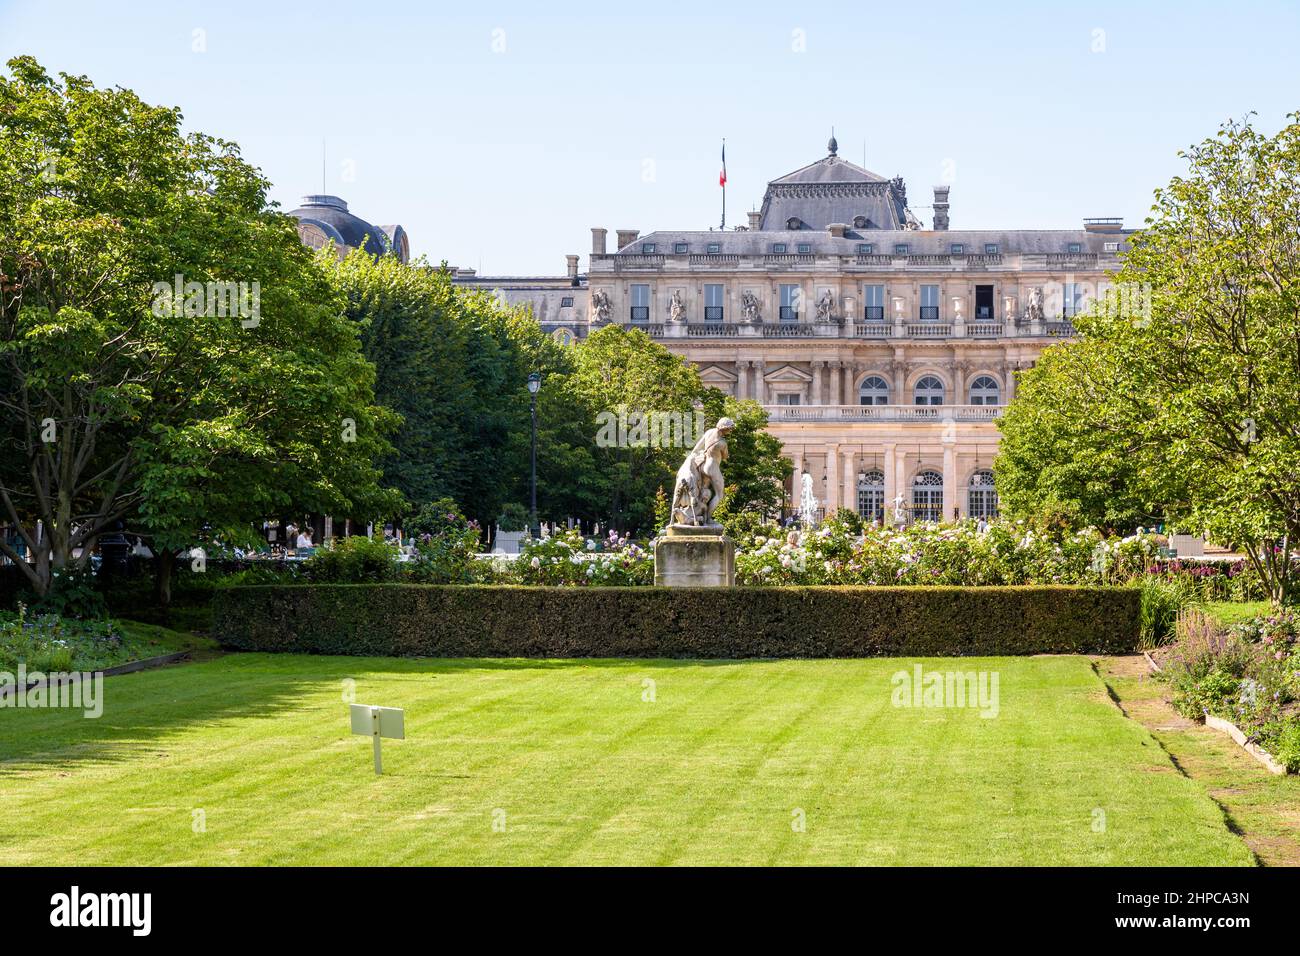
[[350, 704, 405, 775]]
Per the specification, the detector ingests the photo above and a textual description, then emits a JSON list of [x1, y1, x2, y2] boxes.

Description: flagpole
[[720, 138, 726, 231]]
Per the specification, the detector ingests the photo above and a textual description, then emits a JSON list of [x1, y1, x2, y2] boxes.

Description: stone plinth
[[654, 524, 735, 587]]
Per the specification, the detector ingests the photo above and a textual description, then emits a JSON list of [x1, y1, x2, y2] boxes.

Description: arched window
[[786, 217, 802, 230], [912, 471, 944, 523], [857, 470, 884, 523], [968, 470, 999, 519], [853, 215, 869, 229], [968, 375, 1000, 406], [913, 375, 945, 406], [859, 375, 889, 406]]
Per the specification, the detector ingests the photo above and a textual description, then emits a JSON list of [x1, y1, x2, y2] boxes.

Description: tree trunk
[[155, 548, 175, 610]]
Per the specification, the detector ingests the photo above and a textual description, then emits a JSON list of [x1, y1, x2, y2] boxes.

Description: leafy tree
[[0, 57, 396, 598], [998, 112, 1300, 601], [995, 337, 1159, 531]]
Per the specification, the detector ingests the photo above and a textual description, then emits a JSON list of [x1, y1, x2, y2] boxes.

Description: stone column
[[825, 443, 839, 513], [829, 361, 842, 405], [943, 445, 957, 521], [842, 449, 856, 515], [953, 361, 967, 407], [893, 447, 908, 523], [1004, 361, 1018, 403], [883, 444, 897, 521], [754, 361, 766, 404], [737, 360, 749, 400], [891, 359, 906, 403], [843, 364, 855, 405], [811, 361, 824, 405]]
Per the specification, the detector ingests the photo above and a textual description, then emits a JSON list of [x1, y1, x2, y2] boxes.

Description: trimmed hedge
[[214, 584, 1140, 658]]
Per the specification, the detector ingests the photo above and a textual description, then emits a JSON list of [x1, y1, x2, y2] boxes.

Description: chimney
[[932, 186, 950, 231], [748, 210, 763, 230], [616, 229, 640, 250], [591, 227, 607, 255], [566, 254, 579, 284], [827, 223, 848, 238]]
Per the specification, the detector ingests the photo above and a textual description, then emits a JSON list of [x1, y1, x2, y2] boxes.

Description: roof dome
[[287, 195, 388, 259]]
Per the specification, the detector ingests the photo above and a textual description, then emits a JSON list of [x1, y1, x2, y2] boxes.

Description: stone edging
[[0, 650, 191, 702], [1203, 711, 1290, 776]]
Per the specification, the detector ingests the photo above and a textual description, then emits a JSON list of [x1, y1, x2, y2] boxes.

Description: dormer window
[[642, 243, 657, 254], [1067, 242, 1083, 254], [796, 242, 813, 254], [857, 243, 873, 255], [950, 243, 964, 255], [853, 216, 868, 229], [673, 242, 688, 254], [894, 243, 910, 255], [786, 217, 801, 230], [706, 242, 721, 254], [984, 243, 999, 255], [560, 296, 574, 308], [771, 243, 788, 254], [1103, 241, 1119, 252]]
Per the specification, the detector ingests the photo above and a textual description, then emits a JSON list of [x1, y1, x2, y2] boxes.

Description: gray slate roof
[[759, 152, 909, 230], [621, 229, 1133, 256]]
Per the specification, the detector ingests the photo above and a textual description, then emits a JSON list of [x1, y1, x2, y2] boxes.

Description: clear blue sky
[[3, 0, 1297, 275]]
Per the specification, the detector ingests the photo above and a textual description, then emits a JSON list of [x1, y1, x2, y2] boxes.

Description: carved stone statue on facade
[[1026, 286, 1044, 323], [815, 289, 834, 322], [590, 289, 612, 325], [670, 417, 735, 527], [669, 289, 686, 322], [741, 292, 762, 323]]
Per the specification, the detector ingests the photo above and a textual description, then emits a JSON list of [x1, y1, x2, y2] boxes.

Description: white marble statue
[[591, 289, 612, 325], [669, 289, 686, 322], [1026, 286, 1044, 322], [741, 292, 762, 323], [815, 289, 834, 321], [670, 418, 735, 526]]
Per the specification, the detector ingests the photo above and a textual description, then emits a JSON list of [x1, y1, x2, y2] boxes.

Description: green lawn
[[0, 653, 1255, 866]]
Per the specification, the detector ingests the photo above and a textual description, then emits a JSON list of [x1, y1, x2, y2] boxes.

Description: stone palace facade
[[456, 137, 1132, 522]]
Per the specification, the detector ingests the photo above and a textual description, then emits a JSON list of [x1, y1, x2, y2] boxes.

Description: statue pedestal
[[654, 524, 735, 587]]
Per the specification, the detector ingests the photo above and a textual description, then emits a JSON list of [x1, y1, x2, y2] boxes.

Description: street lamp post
[[527, 372, 541, 538]]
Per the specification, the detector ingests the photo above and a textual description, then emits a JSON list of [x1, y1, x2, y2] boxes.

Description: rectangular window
[[706, 242, 721, 254], [857, 243, 873, 255], [771, 243, 788, 254], [776, 394, 801, 406], [984, 243, 999, 255], [894, 243, 910, 255], [796, 242, 813, 254], [560, 296, 574, 308], [1067, 242, 1083, 254], [919, 284, 940, 320], [863, 284, 885, 320], [1103, 241, 1119, 252], [950, 243, 964, 255], [630, 284, 650, 322], [642, 243, 656, 254], [779, 284, 800, 321], [673, 242, 688, 254], [704, 284, 724, 321], [1063, 282, 1085, 317]]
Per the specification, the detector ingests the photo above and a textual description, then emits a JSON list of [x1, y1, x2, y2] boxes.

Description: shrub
[[303, 535, 401, 583], [515, 528, 652, 586], [213, 583, 1140, 658]]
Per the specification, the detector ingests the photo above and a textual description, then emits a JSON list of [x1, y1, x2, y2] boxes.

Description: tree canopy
[[0, 56, 396, 596], [995, 112, 1300, 600]]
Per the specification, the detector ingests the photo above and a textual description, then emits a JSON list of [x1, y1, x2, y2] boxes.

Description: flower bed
[[1161, 608, 1300, 772], [0, 607, 154, 672]]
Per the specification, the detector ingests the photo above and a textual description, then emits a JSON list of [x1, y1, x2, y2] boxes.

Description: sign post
[[349, 704, 405, 775]]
